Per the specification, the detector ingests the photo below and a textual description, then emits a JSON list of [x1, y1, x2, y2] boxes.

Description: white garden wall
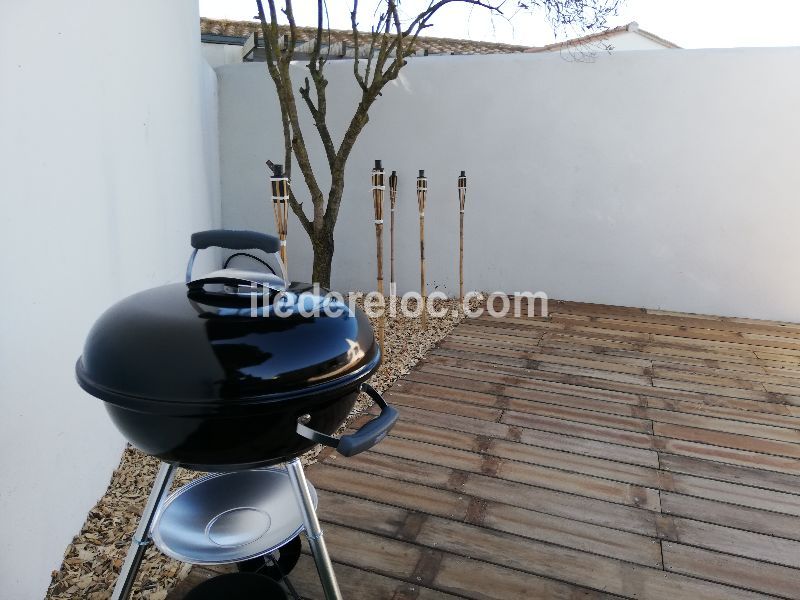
[[0, 1, 220, 598], [218, 48, 800, 322]]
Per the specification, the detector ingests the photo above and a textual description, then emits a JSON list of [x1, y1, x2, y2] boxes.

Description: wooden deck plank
[[371, 404, 800, 517], [659, 453, 800, 494], [432, 555, 624, 600], [417, 358, 800, 418], [426, 351, 787, 405], [660, 492, 800, 539], [391, 387, 652, 433], [653, 422, 800, 460], [290, 553, 466, 600], [500, 410, 656, 449], [437, 337, 647, 370], [383, 392, 658, 467], [395, 370, 800, 439], [669, 517, 800, 569], [666, 471, 800, 515], [403, 370, 641, 408], [653, 359, 800, 387], [402, 369, 800, 439], [419, 353, 780, 407], [486, 304, 800, 337], [518, 311, 800, 352], [541, 331, 763, 364], [644, 398, 800, 435], [654, 436, 800, 476], [414, 516, 766, 600], [412, 364, 647, 406], [371, 407, 800, 519], [365, 434, 662, 511], [396, 365, 800, 477], [662, 543, 800, 600], [313, 481, 662, 568], [323, 451, 659, 537]]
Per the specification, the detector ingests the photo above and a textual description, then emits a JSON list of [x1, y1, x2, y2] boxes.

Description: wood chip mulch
[[45, 295, 481, 600]]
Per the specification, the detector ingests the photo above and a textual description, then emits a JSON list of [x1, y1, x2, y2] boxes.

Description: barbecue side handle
[[296, 383, 398, 457]]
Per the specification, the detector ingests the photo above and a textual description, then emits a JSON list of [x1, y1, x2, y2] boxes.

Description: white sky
[[199, 0, 800, 49]]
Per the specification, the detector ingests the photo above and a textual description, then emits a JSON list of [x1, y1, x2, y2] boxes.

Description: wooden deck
[[169, 300, 800, 599]]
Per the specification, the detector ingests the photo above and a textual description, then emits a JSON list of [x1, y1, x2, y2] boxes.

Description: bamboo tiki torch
[[372, 160, 386, 348], [417, 170, 428, 327], [458, 171, 467, 301], [389, 171, 398, 301], [270, 164, 290, 276]]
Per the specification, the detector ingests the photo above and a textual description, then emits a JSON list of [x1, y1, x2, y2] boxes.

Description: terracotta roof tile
[[200, 17, 527, 55]]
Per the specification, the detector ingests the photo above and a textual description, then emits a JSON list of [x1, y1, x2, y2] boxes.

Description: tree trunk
[[309, 173, 345, 289], [311, 232, 334, 288]]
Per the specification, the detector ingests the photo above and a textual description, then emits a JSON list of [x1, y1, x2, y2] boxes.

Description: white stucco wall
[[218, 48, 800, 322], [0, 1, 220, 598]]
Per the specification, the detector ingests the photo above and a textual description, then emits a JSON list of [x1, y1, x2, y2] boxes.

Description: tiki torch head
[[270, 163, 289, 240], [389, 171, 398, 209], [372, 160, 385, 188], [372, 160, 385, 221], [270, 163, 288, 201], [416, 170, 427, 213], [458, 170, 467, 211]]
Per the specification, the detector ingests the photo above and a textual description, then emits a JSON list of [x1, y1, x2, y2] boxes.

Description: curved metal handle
[[187, 272, 285, 291], [187, 230, 281, 284], [296, 383, 398, 457], [188, 275, 264, 289]]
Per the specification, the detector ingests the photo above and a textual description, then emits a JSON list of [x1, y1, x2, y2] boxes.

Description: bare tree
[[256, 0, 622, 287]]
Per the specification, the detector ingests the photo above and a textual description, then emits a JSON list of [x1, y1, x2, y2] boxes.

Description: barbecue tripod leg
[[285, 458, 342, 600], [111, 462, 177, 600]]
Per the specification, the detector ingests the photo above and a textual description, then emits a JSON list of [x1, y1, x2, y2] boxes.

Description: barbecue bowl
[[151, 467, 317, 565]]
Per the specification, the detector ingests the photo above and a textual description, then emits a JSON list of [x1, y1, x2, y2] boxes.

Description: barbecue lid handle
[[296, 383, 398, 457], [187, 230, 282, 284], [191, 230, 281, 254]]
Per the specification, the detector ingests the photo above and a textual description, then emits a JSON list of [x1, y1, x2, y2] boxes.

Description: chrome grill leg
[[285, 458, 342, 600], [111, 462, 177, 600]]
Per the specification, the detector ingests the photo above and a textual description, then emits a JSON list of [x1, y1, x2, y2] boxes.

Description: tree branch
[[327, 0, 508, 228], [301, 0, 337, 167], [351, 1, 367, 92], [283, 0, 297, 62], [270, 0, 326, 231], [257, 0, 322, 236]]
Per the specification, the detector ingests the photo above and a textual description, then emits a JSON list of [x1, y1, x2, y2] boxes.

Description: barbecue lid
[[75, 231, 380, 409]]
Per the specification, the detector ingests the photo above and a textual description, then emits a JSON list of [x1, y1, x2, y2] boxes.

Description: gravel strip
[[45, 295, 480, 600]]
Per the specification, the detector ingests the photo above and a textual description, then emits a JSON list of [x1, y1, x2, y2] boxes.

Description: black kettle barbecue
[[76, 229, 396, 469], [75, 229, 398, 600]]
